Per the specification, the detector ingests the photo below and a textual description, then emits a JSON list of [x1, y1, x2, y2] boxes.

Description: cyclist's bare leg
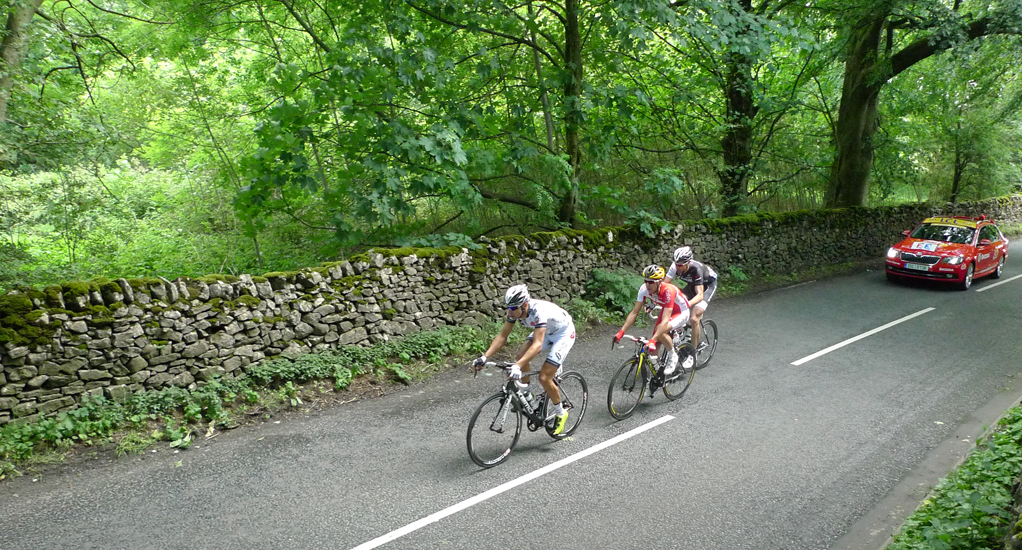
[[691, 306, 705, 348], [537, 361, 561, 405]]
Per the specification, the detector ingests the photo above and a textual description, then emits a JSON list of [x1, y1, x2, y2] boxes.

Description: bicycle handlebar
[[472, 360, 515, 378], [612, 334, 649, 352]]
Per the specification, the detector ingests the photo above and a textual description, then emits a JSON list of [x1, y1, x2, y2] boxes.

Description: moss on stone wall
[[232, 295, 262, 308], [0, 294, 33, 317]]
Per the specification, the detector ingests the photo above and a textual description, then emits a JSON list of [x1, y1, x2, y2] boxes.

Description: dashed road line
[[792, 308, 936, 366]]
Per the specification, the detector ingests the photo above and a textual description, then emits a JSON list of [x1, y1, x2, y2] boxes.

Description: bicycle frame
[[479, 362, 559, 429], [615, 335, 663, 379]]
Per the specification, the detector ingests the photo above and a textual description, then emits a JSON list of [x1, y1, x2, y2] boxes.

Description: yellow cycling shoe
[[552, 411, 569, 435]]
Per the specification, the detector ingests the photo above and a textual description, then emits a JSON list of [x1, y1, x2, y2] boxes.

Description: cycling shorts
[[526, 324, 576, 369], [658, 308, 691, 332], [691, 280, 717, 313]]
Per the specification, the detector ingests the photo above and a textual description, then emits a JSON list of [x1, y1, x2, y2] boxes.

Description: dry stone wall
[[3, 197, 1022, 426]]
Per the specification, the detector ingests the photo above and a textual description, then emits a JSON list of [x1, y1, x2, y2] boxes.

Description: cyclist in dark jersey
[[665, 246, 718, 351]]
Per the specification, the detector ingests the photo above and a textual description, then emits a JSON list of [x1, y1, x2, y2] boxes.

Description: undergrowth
[[887, 407, 1022, 550]]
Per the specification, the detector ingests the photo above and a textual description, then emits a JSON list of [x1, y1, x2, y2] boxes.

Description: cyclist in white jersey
[[472, 284, 576, 435]]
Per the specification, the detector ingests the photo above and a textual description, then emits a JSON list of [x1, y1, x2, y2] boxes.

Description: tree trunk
[[718, 0, 757, 218], [0, 0, 45, 123], [949, 149, 963, 204], [558, 0, 581, 227], [719, 55, 757, 216], [949, 121, 965, 204], [825, 16, 885, 208]]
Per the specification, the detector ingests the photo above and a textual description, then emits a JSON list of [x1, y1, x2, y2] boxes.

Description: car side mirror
[[979, 239, 992, 246], [902, 230, 911, 237]]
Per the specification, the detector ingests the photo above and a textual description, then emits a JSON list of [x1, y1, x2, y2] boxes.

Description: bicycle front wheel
[[607, 357, 647, 420], [695, 319, 718, 369], [546, 371, 589, 439], [664, 343, 695, 400], [467, 392, 522, 468]]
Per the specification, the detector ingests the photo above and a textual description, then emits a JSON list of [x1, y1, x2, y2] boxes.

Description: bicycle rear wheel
[[664, 343, 695, 400], [467, 392, 522, 468], [607, 357, 647, 420], [695, 319, 718, 369], [546, 371, 588, 439]]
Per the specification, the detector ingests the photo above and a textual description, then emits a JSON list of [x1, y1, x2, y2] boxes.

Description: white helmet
[[504, 284, 530, 308], [673, 246, 693, 264]]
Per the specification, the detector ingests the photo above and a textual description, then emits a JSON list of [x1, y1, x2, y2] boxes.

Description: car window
[[980, 225, 1000, 242], [910, 223, 975, 244]]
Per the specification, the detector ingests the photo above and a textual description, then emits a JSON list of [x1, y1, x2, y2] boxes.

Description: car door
[[976, 225, 997, 273]]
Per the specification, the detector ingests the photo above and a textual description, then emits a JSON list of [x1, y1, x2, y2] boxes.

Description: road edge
[[828, 383, 1022, 550]]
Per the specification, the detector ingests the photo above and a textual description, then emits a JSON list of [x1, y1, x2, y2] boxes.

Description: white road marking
[[350, 415, 675, 550], [791, 308, 936, 366], [975, 273, 1022, 292]]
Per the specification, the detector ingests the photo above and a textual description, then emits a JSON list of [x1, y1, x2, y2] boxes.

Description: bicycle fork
[[490, 393, 515, 433]]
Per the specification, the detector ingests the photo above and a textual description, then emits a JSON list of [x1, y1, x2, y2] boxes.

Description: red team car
[[886, 215, 1009, 290]]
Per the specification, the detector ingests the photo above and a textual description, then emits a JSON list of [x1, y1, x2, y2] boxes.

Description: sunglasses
[[507, 306, 520, 311], [644, 279, 660, 284]]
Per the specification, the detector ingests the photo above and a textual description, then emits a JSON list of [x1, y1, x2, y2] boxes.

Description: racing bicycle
[[467, 362, 589, 468], [644, 301, 718, 369], [607, 334, 695, 420], [681, 317, 718, 369]]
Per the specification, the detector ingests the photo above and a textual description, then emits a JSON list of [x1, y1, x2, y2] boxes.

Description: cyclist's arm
[[665, 263, 676, 285], [515, 326, 546, 367], [688, 283, 705, 306], [482, 320, 516, 358], [618, 300, 644, 335]]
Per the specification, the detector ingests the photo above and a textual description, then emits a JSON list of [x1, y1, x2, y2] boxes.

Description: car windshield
[[910, 223, 975, 244]]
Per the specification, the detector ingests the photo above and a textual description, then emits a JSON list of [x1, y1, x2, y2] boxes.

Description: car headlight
[[941, 256, 964, 265], [887, 247, 899, 259]]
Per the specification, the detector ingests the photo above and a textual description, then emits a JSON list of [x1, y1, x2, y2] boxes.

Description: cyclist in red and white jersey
[[665, 246, 717, 352], [472, 284, 576, 434], [612, 265, 691, 375]]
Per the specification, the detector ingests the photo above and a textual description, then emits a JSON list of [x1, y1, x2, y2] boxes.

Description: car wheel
[[958, 263, 974, 290], [991, 255, 1004, 279]]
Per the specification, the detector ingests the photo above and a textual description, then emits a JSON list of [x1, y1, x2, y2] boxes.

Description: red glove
[[614, 330, 624, 343], [646, 341, 657, 353]]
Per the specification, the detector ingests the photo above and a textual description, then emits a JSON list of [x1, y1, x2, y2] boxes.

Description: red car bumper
[[885, 260, 968, 282]]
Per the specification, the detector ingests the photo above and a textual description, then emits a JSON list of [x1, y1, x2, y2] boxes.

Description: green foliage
[[717, 265, 751, 297], [280, 382, 303, 407], [397, 233, 482, 250], [585, 269, 644, 315], [888, 407, 1022, 549], [565, 297, 614, 329]]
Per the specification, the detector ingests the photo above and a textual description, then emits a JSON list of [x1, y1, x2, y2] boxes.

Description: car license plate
[[904, 263, 930, 271]]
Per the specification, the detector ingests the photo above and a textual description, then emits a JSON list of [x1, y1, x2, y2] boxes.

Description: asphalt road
[[3, 244, 1022, 550]]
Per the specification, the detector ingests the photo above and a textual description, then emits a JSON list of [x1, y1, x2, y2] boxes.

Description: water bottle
[[672, 331, 682, 350], [523, 390, 536, 411]]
